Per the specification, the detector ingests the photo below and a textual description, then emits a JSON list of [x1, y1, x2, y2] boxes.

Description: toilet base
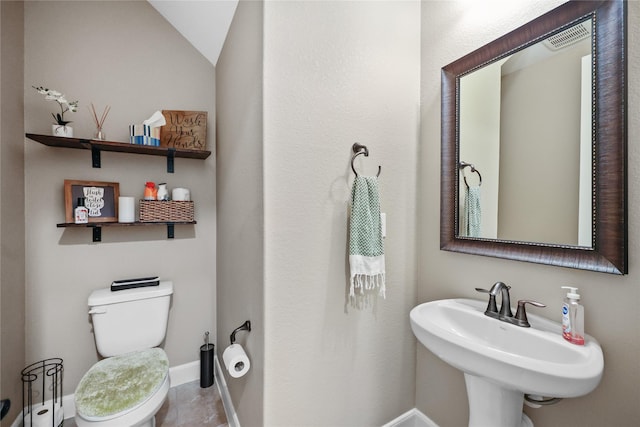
[[76, 413, 158, 427], [80, 414, 156, 427], [134, 415, 155, 427]]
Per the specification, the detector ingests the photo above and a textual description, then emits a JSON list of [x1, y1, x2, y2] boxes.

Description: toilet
[[74, 281, 173, 427]]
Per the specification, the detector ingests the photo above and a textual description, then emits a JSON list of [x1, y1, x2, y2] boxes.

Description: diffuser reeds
[[89, 103, 110, 140]]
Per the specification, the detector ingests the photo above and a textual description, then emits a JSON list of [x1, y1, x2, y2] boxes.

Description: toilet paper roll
[[118, 196, 135, 223], [222, 344, 250, 378], [23, 403, 63, 427]]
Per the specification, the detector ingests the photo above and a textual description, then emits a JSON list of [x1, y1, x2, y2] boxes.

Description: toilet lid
[[75, 348, 169, 420]]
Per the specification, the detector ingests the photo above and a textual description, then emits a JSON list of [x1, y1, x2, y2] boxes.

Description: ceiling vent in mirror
[[543, 22, 591, 51]]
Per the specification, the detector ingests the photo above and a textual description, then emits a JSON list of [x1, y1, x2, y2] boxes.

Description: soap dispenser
[[74, 197, 89, 224], [561, 286, 585, 345]]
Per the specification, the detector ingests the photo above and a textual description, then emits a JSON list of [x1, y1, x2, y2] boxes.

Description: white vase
[[52, 124, 73, 138], [157, 183, 169, 201]]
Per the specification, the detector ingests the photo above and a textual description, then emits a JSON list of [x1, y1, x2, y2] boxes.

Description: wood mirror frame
[[440, 0, 627, 274]]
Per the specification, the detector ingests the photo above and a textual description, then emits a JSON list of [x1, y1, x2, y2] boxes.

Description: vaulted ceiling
[[148, 0, 238, 66]]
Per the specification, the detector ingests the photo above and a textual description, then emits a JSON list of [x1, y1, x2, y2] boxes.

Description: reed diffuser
[[89, 103, 111, 140]]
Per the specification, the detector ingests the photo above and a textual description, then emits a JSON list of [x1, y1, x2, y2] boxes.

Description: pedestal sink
[[410, 299, 603, 427]]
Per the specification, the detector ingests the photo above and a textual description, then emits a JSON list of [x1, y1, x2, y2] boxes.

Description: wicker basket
[[139, 200, 194, 222]]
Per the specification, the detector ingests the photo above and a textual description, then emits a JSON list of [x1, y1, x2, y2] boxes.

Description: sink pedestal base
[[464, 373, 532, 427]]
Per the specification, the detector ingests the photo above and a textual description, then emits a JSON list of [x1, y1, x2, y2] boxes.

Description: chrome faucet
[[491, 281, 513, 320], [476, 281, 511, 319], [513, 300, 546, 327], [476, 282, 545, 327]]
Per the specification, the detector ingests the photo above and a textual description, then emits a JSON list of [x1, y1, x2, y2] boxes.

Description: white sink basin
[[410, 298, 604, 426]]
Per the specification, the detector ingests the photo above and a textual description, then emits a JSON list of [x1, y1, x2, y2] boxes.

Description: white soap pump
[[561, 286, 585, 345]]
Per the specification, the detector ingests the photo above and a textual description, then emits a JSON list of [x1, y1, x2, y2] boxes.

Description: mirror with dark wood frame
[[441, 0, 627, 274]]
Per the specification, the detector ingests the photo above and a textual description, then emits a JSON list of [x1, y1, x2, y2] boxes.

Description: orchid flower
[[33, 86, 79, 126]]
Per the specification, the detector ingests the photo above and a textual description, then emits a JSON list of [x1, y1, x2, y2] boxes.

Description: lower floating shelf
[[57, 221, 197, 242]]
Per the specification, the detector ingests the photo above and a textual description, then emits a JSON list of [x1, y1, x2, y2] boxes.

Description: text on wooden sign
[[160, 110, 207, 150]]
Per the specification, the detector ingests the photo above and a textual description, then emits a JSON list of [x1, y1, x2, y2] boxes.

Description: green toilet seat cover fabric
[[75, 348, 169, 420]]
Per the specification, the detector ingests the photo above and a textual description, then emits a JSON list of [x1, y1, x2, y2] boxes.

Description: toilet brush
[[200, 331, 214, 388]]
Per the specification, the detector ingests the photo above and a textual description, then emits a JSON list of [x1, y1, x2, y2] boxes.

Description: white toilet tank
[[88, 281, 173, 357]]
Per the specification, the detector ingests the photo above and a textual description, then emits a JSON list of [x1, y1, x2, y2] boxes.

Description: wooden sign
[[160, 110, 207, 150], [64, 180, 119, 223]]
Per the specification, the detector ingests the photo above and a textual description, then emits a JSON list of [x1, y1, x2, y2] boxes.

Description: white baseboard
[[169, 359, 200, 387], [214, 354, 240, 427], [382, 408, 439, 427]]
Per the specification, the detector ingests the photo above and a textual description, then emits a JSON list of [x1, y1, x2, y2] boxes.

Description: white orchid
[[33, 85, 79, 126], [44, 90, 61, 100]]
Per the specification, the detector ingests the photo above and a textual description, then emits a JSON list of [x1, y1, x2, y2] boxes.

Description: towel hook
[[459, 161, 482, 188], [351, 143, 381, 177]]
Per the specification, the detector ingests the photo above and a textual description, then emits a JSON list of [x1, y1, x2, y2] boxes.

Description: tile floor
[[65, 380, 228, 427]]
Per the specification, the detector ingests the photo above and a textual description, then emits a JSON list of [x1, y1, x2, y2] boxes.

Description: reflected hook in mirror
[[459, 161, 482, 188]]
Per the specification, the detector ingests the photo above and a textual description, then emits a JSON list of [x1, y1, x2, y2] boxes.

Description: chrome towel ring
[[459, 161, 482, 188], [351, 143, 381, 177]]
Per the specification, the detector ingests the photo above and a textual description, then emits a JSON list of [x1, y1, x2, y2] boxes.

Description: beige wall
[[419, 1, 640, 426], [8, 1, 638, 426], [499, 47, 586, 244], [263, 1, 420, 425], [217, 0, 420, 425], [0, 1, 25, 424], [459, 62, 502, 238], [216, 1, 265, 426], [23, 1, 216, 394]]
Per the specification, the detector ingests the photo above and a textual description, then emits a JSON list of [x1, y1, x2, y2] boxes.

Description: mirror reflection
[[441, 0, 627, 274], [457, 18, 593, 247]]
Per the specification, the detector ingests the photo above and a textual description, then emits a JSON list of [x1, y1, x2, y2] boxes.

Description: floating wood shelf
[[26, 133, 211, 173], [29, 132, 202, 241], [57, 221, 197, 242]]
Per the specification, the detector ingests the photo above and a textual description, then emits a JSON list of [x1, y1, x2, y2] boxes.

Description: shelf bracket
[[167, 223, 175, 239], [91, 146, 101, 168], [92, 226, 102, 242], [167, 148, 176, 173]]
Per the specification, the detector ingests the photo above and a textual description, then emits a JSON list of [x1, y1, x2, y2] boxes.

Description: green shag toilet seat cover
[[75, 348, 169, 420]]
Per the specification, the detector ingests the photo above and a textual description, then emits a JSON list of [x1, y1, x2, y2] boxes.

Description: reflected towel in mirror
[[464, 186, 481, 238]]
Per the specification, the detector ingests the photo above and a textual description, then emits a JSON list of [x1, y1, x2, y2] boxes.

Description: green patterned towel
[[349, 176, 385, 300], [464, 185, 481, 237]]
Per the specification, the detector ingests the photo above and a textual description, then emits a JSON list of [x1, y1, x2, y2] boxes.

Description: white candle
[[118, 196, 135, 223]]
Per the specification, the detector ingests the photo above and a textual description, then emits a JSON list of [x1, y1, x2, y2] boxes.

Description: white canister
[[172, 187, 190, 201], [118, 197, 135, 223]]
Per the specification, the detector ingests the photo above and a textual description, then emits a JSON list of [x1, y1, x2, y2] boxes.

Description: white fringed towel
[[349, 176, 385, 299]]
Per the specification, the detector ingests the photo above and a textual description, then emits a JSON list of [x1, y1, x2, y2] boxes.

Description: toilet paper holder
[[230, 320, 251, 344], [21, 358, 64, 427]]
